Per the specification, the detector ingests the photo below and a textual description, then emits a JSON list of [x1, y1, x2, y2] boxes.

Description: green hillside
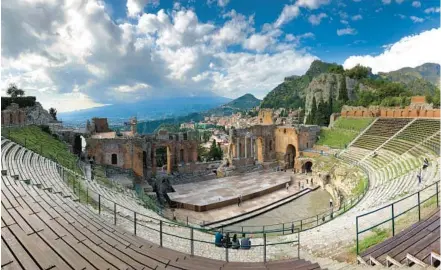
[[379, 63, 440, 88], [223, 93, 261, 109], [3, 125, 80, 173], [316, 117, 374, 149]]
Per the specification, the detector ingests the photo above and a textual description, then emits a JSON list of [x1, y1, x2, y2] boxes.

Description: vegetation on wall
[[207, 140, 223, 161], [1, 96, 36, 110]]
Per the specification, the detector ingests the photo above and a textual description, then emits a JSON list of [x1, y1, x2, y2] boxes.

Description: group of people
[[214, 232, 251, 249]]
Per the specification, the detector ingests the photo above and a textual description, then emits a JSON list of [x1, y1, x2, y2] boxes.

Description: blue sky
[[1, 0, 440, 112]]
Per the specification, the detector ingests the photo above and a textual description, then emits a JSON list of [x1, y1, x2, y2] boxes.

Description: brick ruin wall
[[86, 137, 199, 182]]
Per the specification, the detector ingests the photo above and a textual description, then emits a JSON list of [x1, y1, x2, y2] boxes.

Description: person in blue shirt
[[240, 233, 251, 250], [214, 231, 223, 247]]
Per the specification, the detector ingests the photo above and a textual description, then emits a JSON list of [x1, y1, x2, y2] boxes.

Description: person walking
[[329, 198, 333, 208], [286, 182, 289, 190], [417, 171, 422, 184]]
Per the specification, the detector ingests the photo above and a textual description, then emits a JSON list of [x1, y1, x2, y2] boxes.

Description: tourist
[[214, 231, 223, 247], [306, 179, 309, 184], [423, 158, 429, 169], [232, 234, 240, 249], [311, 178, 313, 185], [329, 198, 333, 208], [291, 223, 294, 233], [286, 182, 289, 190], [417, 173, 422, 184], [223, 233, 232, 248], [298, 182, 300, 188], [240, 233, 251, 249]]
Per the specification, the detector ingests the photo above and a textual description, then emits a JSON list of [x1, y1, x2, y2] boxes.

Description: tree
[[6, 83, 25, 98], [49, 107, 57, 120], [208, 140, 223, 161], [306, 96, 317, 125], [345, 64, 371, 80]]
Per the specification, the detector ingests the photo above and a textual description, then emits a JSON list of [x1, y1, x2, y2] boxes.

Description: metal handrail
[[355, 181, 439, 255], [3, 130, 371, 237]]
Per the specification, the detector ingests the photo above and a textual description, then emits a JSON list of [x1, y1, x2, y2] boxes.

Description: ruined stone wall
[[86, 136, 199, 182], [341, 108, 440, 118], [257, 109, 274, 125], [1, 103, 26, 125], [92, 118, 110, 133]]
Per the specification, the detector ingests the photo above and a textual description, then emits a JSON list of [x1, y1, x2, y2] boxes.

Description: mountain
[[260, 61, 440, 127], [223, 93, 261, 110], [137, 93, 260, 134], [58, 95, 231, 126], [260, 60, 342, 109], [379, 63, 440, 88]]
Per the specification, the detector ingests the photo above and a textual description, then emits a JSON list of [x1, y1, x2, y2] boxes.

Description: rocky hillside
[[260, 60, 340, 109], [260, 61, 440, 126]]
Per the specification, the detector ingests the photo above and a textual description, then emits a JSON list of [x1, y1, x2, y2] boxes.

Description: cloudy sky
[[1, 0, 440, 112]]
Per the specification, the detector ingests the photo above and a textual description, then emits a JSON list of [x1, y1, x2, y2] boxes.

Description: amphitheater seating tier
[[360, 209, 440, 267], [1, 138, 323, 269], [351, 118, 412, 150]]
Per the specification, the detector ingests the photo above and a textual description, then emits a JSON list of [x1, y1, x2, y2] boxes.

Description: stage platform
[[167, 171, 292, 212]]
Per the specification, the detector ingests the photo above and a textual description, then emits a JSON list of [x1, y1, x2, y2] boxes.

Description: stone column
[[245, 137, 248, 158], [236, 137, 240, 159], [250, 138, 254, 158]]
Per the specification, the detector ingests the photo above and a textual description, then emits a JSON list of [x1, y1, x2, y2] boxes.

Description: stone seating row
[[1, 140, 324, 269], [359, 208, 440, 267]]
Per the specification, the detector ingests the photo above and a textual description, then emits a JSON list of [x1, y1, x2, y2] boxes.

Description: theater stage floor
[[168, 171, 292, 211], [169, 172, 317, 225]]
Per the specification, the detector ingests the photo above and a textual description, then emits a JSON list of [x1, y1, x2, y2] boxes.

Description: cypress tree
[[309, 97, 317, 125], [338, 77, 349, 102]]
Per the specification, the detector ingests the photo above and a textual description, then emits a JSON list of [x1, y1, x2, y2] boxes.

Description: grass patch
[[353, 228, 391, 254], [3, 125, 80, 174], [3, 125, 97, 208], [333, 117, 374, 131], [352, 177, 368, 197], [316, 128, 359, 149]]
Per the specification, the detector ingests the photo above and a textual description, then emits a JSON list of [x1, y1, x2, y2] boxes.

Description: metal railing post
[[114, 202, 117, 225], [98, 194, 101, 215], [86, 187, 88, 204], [417, 191, 421, 221], [356, 216, 359, 255], [190, 228, 194, 256], [159, 220, 163, 247], [297, 231, 300, 259], [437, 182, 439, 207], [134, 212, 137, 235], [186, 216, 188, 225], [391, 204, 395, 236], [282, 223, 285, 235], [316, 215, 319, 226], [263, 233, 267, 263], [300, 220, 302, 231], [225, 244, 228, 262]]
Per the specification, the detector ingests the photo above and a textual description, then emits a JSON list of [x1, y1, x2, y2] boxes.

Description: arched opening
[[156, 146, 167, 169], [285, 144, 296, 169], [239, 143, 242, 158], [111, 154, 118, 165], [73, 135, 82, 156], [256, 138, 264, 163], [179, 149, 184, 163], [269, 140, 273, 151], [303, 161, 313, 173]]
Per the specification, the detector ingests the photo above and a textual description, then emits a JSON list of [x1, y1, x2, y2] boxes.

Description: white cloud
[[308, 13, 328, 25], [274, 5, 300, 28], [295, 0, 330, 9], [382, 0, 392, 4], [113, 83, 151, 93], [1, 0, 318, 111], [424, 7, 440, 13], [343, 28, 441, 74], [412, 1, 421, 7], [243, 34, 273, 52], [375, 8, 383, 12], [340, 19, 349, 24], [337, 27, 357, 36], [351, 14, 363, 21], [396, 14, 406, 19], [207, 0, 230, 7], [127, 0, 158, 18], [410, 16, 424, 23]]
